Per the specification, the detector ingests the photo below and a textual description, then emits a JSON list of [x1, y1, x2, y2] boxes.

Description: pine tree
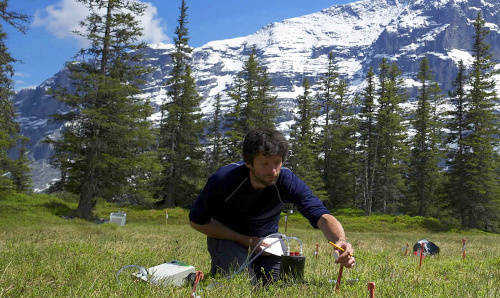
[[158, 0, 205, 207], [10, 138, 31, 192], [318, 53, 357, 208], [374, 59, 408, 213], [206, 94, 224, 173], [446, 61, 469, 226], [0, 0, 30, 194], [317, 52, 338, 193], [49, 0, 155, 219], [289, 78, 327, 200], [242, 48, 278, 130], [358, 67, 377, 215], [321, 68, 357, 209], [223, 75, 245, 162], [459, 13, 498, 230], [407, 57, 444, 216], [224, 48, 278, 160]]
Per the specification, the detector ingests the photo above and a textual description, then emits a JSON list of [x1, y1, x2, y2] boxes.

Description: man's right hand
[[247, 236, 271, 255]]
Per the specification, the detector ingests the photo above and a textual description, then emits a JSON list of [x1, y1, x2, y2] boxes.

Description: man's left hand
[[335, 240, 355, 268]]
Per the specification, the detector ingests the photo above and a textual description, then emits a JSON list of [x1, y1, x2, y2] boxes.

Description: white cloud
[[33, 0, 88, 42], [14, 72, 30, 78], [141, 3, 169, 44], [33, 0, 169, 45]]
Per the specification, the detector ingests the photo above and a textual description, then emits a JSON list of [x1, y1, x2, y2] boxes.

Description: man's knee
[[207, 237, 248, 276]]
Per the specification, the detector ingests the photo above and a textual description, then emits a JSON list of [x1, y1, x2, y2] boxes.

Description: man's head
[[242, 129, 289, 188]]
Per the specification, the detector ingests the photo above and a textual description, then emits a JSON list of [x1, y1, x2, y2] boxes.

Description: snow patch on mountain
[[448, 49, 474, 66]]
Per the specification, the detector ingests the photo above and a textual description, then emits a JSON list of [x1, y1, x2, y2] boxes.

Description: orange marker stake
[[368, 282, 375, 298], [418, 245, 424, 269], [335, 265, 344, 291], [462, 238, 466, 259], [403, 242, 409, 256], [315, 243, 319, 258]]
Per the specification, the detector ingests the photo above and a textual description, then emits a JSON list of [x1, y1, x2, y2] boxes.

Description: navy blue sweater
[[189, 162, 330, 237]]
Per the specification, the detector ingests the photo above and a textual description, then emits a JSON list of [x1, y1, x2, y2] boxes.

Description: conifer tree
[[316, 52, 358, 208], [289, 78, 327, 200], [407, 57, 444, 216], [224, 75, 245, 162], [0, 0, 30, 194], [446, 61, 469, 225], [459, 13, 498, 229], [321, 69, 357, 208], [50, 0, 155, 219], [241, 48, 278, 130], [358, 67, 377, 215], [158, 0, 204, 207], [317, 52, 338, 191], [224, 49, 278, 160], [374, 59, 408, 213], [206, 94, 224, 173]]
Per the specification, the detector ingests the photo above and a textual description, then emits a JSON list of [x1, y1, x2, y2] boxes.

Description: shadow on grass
[[39, 200, 75, 216], [0, 205, 27, 214]]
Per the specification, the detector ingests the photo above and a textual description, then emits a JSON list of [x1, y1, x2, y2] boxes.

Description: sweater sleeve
[[280, 169, 330, 228], [189, 174, 217, 225]]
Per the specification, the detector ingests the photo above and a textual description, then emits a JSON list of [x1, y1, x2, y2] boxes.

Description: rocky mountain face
[[12, 0, 499, 191]]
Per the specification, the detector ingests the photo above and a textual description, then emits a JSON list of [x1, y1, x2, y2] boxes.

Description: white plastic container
[[109, 212, 126, 226]]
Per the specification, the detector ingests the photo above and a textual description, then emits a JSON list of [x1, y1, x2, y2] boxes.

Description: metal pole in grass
[[419, 245, 424, 269], [462, 238, 466, 259], [165, 210, 168, 225], [368, 282, 375, 298]]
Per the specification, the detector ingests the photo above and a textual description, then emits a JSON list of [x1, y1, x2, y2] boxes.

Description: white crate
[[109, 212, 126, 226]]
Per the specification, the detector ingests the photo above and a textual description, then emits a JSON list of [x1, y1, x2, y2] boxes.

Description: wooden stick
[[419, 245, 424, 269], [462, 238, 466, 259], [404, 243, 409, 256], [335, 265, 344, 291], [368, 282, 375, 298], [315, 243, 319, 258]]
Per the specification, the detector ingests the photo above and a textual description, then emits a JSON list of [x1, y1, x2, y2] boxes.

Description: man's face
[[246, 153, 282, 189]]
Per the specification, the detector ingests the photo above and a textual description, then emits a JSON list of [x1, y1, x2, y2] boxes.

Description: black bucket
[[279, 255, 305, 281]]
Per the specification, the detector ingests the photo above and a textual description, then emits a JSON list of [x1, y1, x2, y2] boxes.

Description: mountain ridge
[[12, 0, 499, 191]]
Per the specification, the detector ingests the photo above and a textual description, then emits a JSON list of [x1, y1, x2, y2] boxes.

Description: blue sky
[[6, 0, 355, 90]]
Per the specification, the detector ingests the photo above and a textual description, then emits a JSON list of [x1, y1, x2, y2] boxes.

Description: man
[[189, 128, 354, 284]]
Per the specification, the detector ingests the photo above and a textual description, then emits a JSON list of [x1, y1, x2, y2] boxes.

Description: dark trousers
[[207, 237, 281, 285]]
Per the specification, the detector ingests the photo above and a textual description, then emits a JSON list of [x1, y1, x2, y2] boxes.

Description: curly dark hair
[[242, 128, 289, 165]]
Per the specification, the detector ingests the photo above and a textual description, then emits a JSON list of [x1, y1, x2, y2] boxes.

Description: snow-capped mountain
[[12, 0, 500, 191]]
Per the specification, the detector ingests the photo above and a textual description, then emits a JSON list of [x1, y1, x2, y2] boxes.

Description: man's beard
[[250, 168, 279, 187]]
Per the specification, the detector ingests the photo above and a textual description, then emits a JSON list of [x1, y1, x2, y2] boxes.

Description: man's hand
[[335, 240, 355, 268], [248, 236, 271, 255]]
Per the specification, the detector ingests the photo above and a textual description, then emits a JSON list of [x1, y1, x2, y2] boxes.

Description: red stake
[[367, 282, 375, 298], [462, 238, 467, 259], [315, 243, 319, 258], [335, 265, 344, 291], [190, 271, 204, 298], [418, 245, 424, 269]]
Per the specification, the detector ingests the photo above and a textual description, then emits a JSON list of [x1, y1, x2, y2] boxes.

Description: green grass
[[0, 193, 499, 297]]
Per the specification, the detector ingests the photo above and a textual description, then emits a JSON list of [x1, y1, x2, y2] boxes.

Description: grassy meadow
[[0, 193, 499, 297]]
